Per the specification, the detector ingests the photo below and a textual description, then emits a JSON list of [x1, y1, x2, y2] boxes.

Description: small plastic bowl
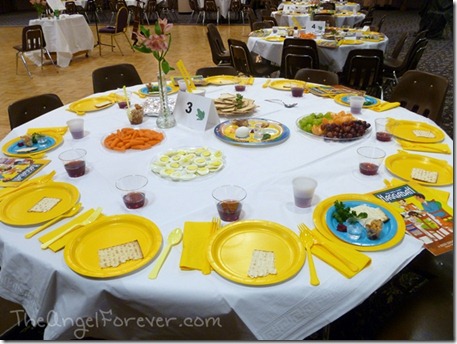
[[234, 85, 246, 92]]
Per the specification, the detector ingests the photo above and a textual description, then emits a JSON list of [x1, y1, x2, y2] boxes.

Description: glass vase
[[156, 71, 176, 129]]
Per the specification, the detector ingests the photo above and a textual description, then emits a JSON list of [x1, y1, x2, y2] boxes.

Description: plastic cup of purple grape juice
[[59, 148, 87, 178], [66, 118, 84, 139], [212, 185, 247, 222], [349, 96, 364, 115], [292, 177, 317, 208], [116, 175, 148, 209], [357, 146, 386, 176]]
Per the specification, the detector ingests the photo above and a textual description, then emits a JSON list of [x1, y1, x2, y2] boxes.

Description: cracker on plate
[[411, 167, 438, 183], [247, 249, 277, 278], [28, 197, 62, 213], [98, 240, 143, 268]]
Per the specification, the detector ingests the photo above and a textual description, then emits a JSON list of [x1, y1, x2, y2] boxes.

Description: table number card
[[174, 92, 220, 131], [306, 21, 325, 35]]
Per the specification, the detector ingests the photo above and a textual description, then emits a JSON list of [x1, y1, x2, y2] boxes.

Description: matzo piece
[[28, 197, 61, 213], [411, 167, 439, 183], [413, 130, 435, 138], [98, 240, 143, 268], [247, 250, 277, 278]]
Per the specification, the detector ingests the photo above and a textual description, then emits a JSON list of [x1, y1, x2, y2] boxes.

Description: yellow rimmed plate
[[385, 151, 453, 186], [2, 132, 63, 157], [208, 220, 306, 286], [313, 194, 405, 251], [269, 79, 307, 91], [334, 93, 380, 108], [387, 119, 445, 143], [64, 214, 163, 278], [263, 36, 286, 42], [205, 75, 240, 85], [68, 96, 115, 115], [0, 181, 79, 226], [138, 83, 179, 97]]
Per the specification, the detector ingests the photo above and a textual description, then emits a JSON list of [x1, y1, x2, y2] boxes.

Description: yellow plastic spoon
[[148, 228, 183, 280]]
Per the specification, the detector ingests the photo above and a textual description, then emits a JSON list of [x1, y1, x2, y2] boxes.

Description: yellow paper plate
[[334, 93, 380, 108], [205, 75, 240, 85], [68, 96, 115, 114], [208, 220, 306, 286], [2, 132, 63, 157], [269, 79, 307, 91], [263, 36, 286, 42], [64, 214, 163, 278], [0, 182, 79, 226], [385, 151, 453, 186], [387, 120, 445, 143], [313, 194, 405, 251]]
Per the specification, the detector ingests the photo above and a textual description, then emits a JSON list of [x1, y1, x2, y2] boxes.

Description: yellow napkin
[[310, 230, 371, 278], [338, 39, 363, 45], [371, 101, 401, 112], [38, 208, 103, 252], [396, 138, 451, 154], [27, 126, 68, 136], [179, 221, 215, 274], [106, 92, 127, 102]]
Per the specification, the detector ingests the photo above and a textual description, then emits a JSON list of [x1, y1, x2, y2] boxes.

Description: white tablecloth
[[247, 32, 389, 72], [273, 11, 366, 28], [0, 79, 452, 340], [28, 14, 94, 68]]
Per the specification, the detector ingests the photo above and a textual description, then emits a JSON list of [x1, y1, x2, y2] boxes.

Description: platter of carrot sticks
[[102, 128, 165, 152]]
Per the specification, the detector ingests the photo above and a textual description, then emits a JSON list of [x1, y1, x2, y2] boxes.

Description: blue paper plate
[[341, 94, 378, 107], [7, 135, 56, 155], [325, 200, 398, 246]]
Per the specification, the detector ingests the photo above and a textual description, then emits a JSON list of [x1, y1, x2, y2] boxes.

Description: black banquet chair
[[206, 23, 232, 66], [98, 6, 134, 56], [294, 68, 339, 85], [340, 48, 384, 98], [13, 25, 58, 78], [389, 70, 449, 124], [228, 38, 279, 77], [195, 66, 238, 77], [8, 94, 64, 130], [92, 63, 143, 93]]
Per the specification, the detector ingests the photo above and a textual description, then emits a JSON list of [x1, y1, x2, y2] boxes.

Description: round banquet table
[[247, 30, 389, 73], [28, 14, 94, 68], [0, 79, 452, 340], [273, 10, 366, 28], [278, 1, 361, 12]]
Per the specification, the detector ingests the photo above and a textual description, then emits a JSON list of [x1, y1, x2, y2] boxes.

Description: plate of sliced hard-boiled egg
[[150, 147, 225, 181]]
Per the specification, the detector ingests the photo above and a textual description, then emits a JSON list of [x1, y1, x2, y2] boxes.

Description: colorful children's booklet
[[0, 157, 50, 187], [369, 179, 453, 256]]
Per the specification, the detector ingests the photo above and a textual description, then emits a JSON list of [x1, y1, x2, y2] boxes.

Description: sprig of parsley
[[332, 200, 367, 224], [235, 93, 244, 109]]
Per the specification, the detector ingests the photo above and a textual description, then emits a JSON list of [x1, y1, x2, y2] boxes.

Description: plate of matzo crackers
[[385, 151, 453, 186], [0, 182, 79, 226], [207, 220, 305, 285], [386, 119, 445, 143], [64, 214, 162, 278], [213, 93, 257, 116]]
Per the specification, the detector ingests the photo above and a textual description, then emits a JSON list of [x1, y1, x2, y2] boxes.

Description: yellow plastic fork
[[298, 223, 320, 286]]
